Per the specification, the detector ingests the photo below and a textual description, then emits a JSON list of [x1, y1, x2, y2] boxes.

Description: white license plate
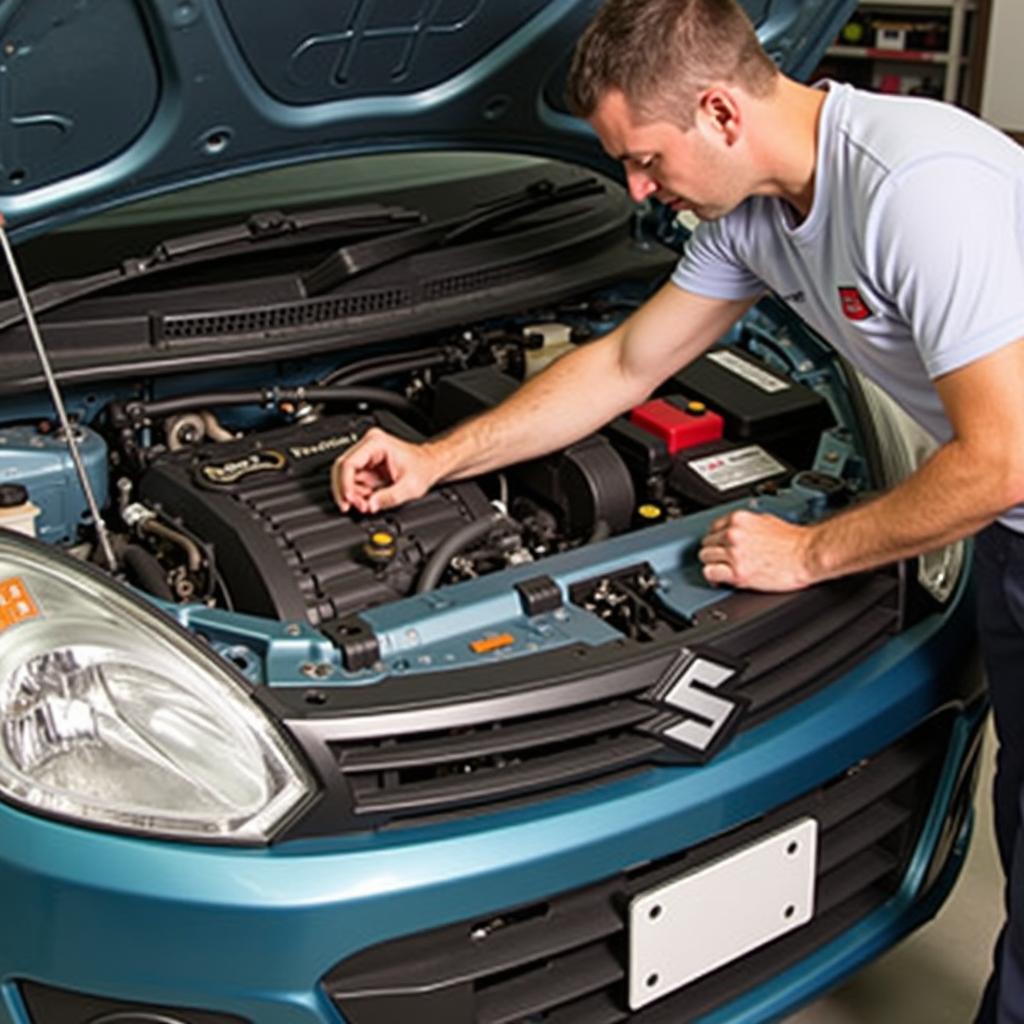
[[628, 818, 817, 1010]]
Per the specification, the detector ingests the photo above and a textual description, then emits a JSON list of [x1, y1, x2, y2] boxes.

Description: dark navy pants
[[973, 523, 1024, 1023]]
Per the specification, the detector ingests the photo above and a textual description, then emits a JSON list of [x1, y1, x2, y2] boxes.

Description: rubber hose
[[120, 544, 174, 601], [318, 348, 448, 386], [131, 386, 425, 428], [415, 512, 514, 594]]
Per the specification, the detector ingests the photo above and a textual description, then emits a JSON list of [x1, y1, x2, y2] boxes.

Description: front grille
[[326, 572, 901, 827], [324, 716, 959, 1023], [334, 698, 663, 819], [708, 571, 901, 726]]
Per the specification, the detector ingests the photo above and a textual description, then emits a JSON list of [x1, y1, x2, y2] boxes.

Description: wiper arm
[[301, 177, 605, 297], [153, 204, 423, 259], [0, 203, 425, 333]]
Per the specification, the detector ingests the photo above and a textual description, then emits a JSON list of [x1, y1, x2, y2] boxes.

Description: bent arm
[[701, 339, 1024, 590], [425, 283, 757, 482]]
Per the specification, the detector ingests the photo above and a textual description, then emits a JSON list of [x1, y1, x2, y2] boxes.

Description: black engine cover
[[139, 412, 492, 627]]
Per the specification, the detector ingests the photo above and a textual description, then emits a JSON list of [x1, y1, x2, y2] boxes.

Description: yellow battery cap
[[686, 400, 707, 415], [637, 503, 664, 520]]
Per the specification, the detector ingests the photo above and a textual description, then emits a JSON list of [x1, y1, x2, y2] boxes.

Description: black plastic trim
[[322, 715, 957, 1024]]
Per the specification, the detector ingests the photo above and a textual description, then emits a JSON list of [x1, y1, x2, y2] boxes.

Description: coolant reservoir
[[523, 322, 576, 378], [0, 484, 40, 538], [0, 423, 107, 544]]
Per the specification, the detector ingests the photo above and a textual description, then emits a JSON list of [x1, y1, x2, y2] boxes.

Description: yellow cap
[[686, 400, 706, 414], [637, 503, 663, 520], [370, 531, 394, 546]]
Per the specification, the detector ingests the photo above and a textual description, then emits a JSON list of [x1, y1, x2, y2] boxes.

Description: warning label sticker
[[707, 351, 789, 393], [688, 446, 786, 492], [0, 577, 40, 632]]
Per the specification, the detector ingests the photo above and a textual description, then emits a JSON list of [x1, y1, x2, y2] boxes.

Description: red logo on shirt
[[839, 287, 871, 321]]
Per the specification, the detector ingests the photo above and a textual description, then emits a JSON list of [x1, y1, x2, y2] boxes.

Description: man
[[331, 1, 1024, 1017]]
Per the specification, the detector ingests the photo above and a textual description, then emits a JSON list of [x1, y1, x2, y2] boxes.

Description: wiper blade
[[0, 203, 424, 333], [301, 177, 605, 297], [153, 204, 423, 259]]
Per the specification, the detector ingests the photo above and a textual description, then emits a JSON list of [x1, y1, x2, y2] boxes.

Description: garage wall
[[981, 0, 1024, 133]]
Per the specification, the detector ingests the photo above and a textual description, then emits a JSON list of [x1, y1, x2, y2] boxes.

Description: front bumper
[[0, 597, 984, 1024]]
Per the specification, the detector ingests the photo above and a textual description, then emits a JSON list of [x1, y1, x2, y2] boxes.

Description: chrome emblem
[[640, 649, 747, 763]]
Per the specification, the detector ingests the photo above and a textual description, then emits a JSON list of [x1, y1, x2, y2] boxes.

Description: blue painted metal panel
[[0, 588, 983, 1021], [0, 0, 858, 240]]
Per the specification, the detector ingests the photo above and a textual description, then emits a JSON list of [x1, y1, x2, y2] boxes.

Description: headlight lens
[[854, 373, 965, 603], [0, 534, 313, 843]]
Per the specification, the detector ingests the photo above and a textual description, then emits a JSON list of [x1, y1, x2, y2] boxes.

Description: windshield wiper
[[301, 177, 606, 297], [0, 204, 425, 333]]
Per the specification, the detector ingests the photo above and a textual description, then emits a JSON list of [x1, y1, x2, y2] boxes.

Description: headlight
[[854, 373, 965, 603], [0, 532, 313, 843]]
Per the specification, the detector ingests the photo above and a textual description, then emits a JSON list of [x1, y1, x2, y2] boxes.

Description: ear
[[697, 87, 742, 146]]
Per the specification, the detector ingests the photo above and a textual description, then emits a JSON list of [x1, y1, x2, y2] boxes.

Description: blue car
[[0, 1, 984, 1022]]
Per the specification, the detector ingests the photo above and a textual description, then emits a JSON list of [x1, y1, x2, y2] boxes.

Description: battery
[[630, 397, 724, 454], [668, 439, 791, 509], [672, 348, 833, 465]]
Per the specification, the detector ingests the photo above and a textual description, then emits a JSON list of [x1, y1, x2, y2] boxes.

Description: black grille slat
[[338, 701, 657, 773], [819, 798, 910, 875], [733, 577, 897, 675], [742, 607, 898, 716], [817, 847, 901, 913], [710, 576, 898, 662], [333, 885, 623, 997], [477, 943, 624, 1024], [349, 734, 664, 816], [325, 717, 952, 1023]]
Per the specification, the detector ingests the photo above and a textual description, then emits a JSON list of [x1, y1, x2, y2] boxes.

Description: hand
[[331, 427, 441, 514], [698, 509, 817, 592]]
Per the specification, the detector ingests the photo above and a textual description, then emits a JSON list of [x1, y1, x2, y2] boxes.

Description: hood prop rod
[[0, 214, 118, 573]]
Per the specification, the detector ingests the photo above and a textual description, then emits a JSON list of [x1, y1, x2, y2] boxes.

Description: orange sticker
[[0, 577, 40, 632], [469, 632, 515, 655]]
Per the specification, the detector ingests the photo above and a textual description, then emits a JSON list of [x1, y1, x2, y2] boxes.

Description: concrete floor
[[785, 721, 1002, 1023]]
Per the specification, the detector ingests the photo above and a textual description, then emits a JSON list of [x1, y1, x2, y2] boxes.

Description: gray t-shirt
[[671, 81, 1024, 530]]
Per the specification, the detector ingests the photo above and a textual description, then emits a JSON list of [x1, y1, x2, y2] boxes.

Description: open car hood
[[0, 0, 855, 241]]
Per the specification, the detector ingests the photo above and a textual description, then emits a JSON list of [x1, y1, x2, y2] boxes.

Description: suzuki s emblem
[[639, 648, 747, 763]]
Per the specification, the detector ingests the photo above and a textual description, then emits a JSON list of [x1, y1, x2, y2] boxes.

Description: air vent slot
[[159, 288, 412, 341]]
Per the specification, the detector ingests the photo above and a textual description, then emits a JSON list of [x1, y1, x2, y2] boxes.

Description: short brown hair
[[566, 0, 778, 128]]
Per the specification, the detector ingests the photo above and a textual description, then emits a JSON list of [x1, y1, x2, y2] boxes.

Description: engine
[[2, 313, 843, 638], [135, 411, 498, 631]]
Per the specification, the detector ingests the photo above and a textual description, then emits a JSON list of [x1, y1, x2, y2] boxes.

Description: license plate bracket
[[628, 817, 817, 1010]]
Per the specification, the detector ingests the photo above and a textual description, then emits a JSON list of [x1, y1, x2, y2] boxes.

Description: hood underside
[[0, 0, 855, 241]]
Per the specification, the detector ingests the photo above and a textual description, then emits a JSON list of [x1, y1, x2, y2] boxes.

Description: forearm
[[420, 286, 755, 484], [805, 439, 1017, 582], [422, 331, 649, 481]]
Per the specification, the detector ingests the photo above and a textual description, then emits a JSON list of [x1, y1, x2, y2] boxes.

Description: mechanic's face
[[589, 88, 750, 222]]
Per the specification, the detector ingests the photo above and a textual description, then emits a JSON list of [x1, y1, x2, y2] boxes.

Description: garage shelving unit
[[820, 0, 983, 107]]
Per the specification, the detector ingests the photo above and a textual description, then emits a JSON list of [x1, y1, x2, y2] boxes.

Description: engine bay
[[0, 292, 864, 661]]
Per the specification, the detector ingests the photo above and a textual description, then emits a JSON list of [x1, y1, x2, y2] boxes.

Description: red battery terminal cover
[[629, 398, 724, 454]]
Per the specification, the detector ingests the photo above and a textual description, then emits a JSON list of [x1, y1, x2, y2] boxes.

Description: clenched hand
[[698, 508, 817, 592], [331, 427, 441, 514]]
